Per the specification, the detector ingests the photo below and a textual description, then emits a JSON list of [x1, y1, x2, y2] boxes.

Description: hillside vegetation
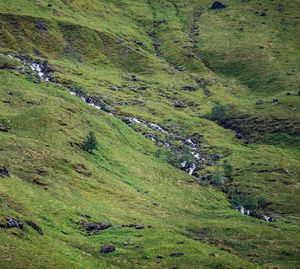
[[0, 1, 299, 268]]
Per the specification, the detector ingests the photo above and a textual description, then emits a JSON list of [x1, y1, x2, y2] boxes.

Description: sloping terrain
[[0, 1, 299, 268]]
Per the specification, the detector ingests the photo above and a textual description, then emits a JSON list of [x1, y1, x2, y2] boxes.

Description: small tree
[[210, 104, 227, 123], [223, 159, 233, 178], [82, 131, 98, 152]]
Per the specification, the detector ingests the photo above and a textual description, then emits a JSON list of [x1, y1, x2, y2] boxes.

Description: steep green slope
[[0, 0, 299, 268]]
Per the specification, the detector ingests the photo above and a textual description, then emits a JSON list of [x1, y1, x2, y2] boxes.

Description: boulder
[[0, 166, 10, 177], [211, 1, 226, 9], [100, 244, 115, 253]]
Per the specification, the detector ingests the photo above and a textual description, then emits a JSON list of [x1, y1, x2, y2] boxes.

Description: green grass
[[0, 0, 299, 268]]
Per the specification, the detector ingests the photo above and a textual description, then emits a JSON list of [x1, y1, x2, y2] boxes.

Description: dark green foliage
[[259, 133, 300, 151], [210, 104, 227, 123], [229, 192, 269, 210], [223, 159, 233, 178], [69, 85, 84, 95], [211, 169, 224, 187], [82, 131, 98, 152], [256, 195, 269, 209]]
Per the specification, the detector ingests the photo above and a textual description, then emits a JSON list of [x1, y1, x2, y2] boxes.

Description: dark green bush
[[210, 104, 227, 123], [223, 159, 233, 178], [211, 169, 224, 186], [82, 131, 98, 152]]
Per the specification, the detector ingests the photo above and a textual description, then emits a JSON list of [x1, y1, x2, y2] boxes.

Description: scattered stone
[[32, 178, 48, 190], [0, 218, 23, 229], [36, 20, 48, 31], [272, 98, 279, 103], [100, 244, 115, 253], [171, 266, 179, 269], [181, 86, 197, 91], [202, 88, 211, 97], [129, 75, 139, 82], [256, 100, 264, 105], [174, 101, 187, 108], [0, 126, 10, 132], [110, 86, 120, 91], [73, 164, 92, 177], [260, 11, 267, 16], [176, 240, 185, 244], [121, 223, 144, 229], [211, 1, 226, 9], [209, 252, 216, 257], [170, 252, 184, 257], [77, 212, 91, 219], [0, 166, 10, 177], [26, 221, 44, 235], [78, 220, 112, 234], [156, 255, 163, 259], [297, 90, 300, 96]]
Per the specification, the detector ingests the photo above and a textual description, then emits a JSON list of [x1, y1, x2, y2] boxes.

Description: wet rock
[[181, 85, 197, 91], [78, 220, 112, 234], [0, 166, 10, 177], [100, 244, 115, 253], [0, 218, 23, 229], [211, 1, 226, 9], [0, 126, 10, 132], [170, 252, 184, 257], [26, 221, 44, 235]]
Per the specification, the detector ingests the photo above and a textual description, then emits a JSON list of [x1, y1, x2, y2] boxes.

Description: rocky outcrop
[[78, 220, 112, 234]]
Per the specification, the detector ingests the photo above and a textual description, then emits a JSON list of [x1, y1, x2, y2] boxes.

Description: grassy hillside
[[0, 0, 299, 268]]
